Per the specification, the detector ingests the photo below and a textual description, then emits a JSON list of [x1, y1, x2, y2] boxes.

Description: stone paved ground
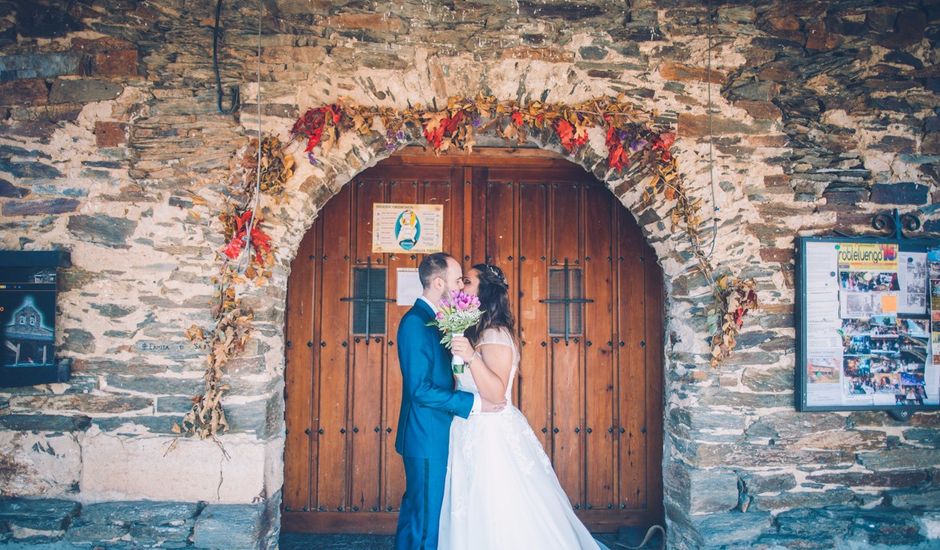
[[279, 529, 662, 549]]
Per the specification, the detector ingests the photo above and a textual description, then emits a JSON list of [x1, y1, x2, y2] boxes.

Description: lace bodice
[[454, 327, 518, 403]]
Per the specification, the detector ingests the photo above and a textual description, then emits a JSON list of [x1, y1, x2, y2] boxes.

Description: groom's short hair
[[419, 253, 453, 289]]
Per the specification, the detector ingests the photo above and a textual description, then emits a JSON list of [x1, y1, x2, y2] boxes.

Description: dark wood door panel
[[283, 152, 664, 532]]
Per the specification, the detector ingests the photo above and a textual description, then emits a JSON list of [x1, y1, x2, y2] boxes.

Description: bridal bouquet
[[430, 290, 483, 374]]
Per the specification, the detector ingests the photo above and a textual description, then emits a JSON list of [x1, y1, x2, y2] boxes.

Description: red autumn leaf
[[651, 131, 676, 162], [555, 119, 588, 152], [605, 125, 630, 171], [222, 210, 272, 263]]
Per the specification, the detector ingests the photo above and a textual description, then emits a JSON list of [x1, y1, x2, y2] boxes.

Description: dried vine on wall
[[178, 95, 757, 442], [170, 136, 292, 448]]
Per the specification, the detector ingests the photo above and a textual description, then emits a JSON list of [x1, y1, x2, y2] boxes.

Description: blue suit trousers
[[394, 456, 448, 550]]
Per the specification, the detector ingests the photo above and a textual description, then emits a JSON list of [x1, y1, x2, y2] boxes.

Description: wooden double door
[[283, 151, 663, 534]]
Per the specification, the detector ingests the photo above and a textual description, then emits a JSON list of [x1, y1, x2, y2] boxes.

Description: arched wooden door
[[282, 150, 663, 534]]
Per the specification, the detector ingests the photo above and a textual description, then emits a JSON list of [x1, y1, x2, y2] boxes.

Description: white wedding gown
[[439, 328, 606, 550]]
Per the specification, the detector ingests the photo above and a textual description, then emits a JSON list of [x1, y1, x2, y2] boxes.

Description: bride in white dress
[[439, 264, 604, 550]]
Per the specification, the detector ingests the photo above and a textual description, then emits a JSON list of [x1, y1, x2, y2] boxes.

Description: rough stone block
[[78, 501, 200, 526], [775, 507, 851, 537], [0, 414, 91, 432], [889, 487, 940, 509], [48, 78, 123, 104], [2, 198, 79, 216], [660, 62, 725, 84], [689, 469, 740, 515], [902, 427, 940, 448], [94, 121, 127, 147], [741, 364, 792, 393], [692, 510, 772, 547], [0, 432, 83, 498], [870, 182, 928, 205], [0, 498, 80, 530], [752, 488, 855, 511], [742, 472, 796, 494], [81, 432, 265, 502], [90, 49, 138, 77], [0, 158, 62, 179], [66, 214, 137, 247], [0, 53, 81, 81], [735, 100, 782, 120], [0, 178, 29, 198], [0, 78, 48, 106], [859, 448, 940, 470], [677, 113, 771, 137], [192, 504, 263, 549], [66, 519, 128, 545]]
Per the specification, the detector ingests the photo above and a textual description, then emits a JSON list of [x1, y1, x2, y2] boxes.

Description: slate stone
[[78, 501, 200, 526], [688, 469, 740, 514], [225, 397, 275, 436], [741, 472, 796, 494], [65, 520, 127, 544], [67, 214, 137, 247], [775, 507, 853, 537], [517, 1, 604, 20], [692, 510, 772, 547], [89, 303, 136, 318], [193, 504, 264, 549], [888, 487, 940, 509], [902, 427, 940, 448], [0, 158, 62, 179], [579, 46, 607, 60], [128, 521, 194, 544], [851, 508, 926, 545], [92, 415, 178, 435], [752, 488, 855, 511], [808, 470, 926, 487], [0, 414, 91, 432], [0, 498, 80, 530], [740, 365, 792, 393], [49, 79, 123, 104], [870, 182, 928, 205], [0, 52, 81, 81], [2, 198, 79, 216], [859, 448, 940, 470], [62, 328, 94, 354]]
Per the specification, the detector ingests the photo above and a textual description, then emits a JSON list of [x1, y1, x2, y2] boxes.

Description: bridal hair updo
[[465, 263, 515, 345]]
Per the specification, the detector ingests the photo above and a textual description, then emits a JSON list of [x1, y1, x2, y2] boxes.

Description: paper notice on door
[[396, 268, 422, 306], [899, 252, 928, 315], [805, 242, 839, 292]]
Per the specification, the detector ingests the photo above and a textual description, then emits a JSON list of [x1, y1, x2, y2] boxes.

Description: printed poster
[[372, 203, 444, 254], [804, 241, 936, 408]]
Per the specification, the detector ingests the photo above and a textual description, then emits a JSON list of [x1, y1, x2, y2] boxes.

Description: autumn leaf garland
[[289, 95, 677, 171]]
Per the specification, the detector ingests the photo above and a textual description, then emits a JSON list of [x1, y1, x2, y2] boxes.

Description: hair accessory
[[485, 264, 508, 287]]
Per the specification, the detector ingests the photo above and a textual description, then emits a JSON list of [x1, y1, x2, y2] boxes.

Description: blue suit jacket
[[395, 299, 474, 459]]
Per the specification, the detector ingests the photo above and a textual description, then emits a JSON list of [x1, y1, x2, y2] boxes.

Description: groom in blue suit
[[394, 253, 499, 549]]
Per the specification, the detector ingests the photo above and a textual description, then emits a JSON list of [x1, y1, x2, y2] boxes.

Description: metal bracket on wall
[[871, 209, 922, 240]]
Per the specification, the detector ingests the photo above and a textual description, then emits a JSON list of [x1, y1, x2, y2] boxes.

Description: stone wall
[[0, 0, 938, 548]]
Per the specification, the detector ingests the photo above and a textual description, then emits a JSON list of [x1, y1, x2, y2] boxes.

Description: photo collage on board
[[804, 240, 938, 408]]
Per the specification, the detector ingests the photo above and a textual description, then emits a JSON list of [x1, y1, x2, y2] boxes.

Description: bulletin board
[[796, 234, 940, 413]]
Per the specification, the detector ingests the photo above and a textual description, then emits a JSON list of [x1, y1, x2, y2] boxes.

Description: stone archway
[[244, 111, 719, 543]]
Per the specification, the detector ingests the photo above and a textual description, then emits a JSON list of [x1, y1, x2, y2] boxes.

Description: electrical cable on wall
[[704, 0, 719, 260], [213, 0, 241, 115], [237, 0, 264, 274]]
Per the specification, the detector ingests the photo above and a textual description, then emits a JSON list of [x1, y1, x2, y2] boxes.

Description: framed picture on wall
[[0, 250, 71, 387]]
